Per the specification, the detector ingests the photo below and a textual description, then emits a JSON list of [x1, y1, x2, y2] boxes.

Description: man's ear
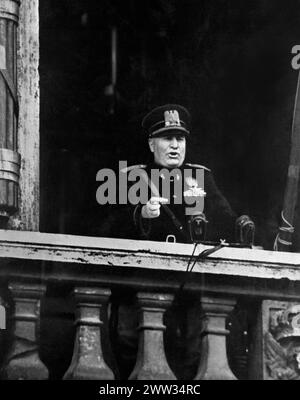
[[148, 138, 154, 153]]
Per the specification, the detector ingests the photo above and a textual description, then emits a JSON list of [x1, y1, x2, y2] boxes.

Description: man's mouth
[[168, 152, 180, 159]]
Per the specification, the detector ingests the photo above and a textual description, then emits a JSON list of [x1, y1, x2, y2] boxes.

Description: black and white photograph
[[0, 0, 300, 388]]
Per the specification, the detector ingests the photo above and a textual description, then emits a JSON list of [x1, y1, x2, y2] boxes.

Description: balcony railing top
[[0, 229, 300, 301], [0, 228, 300, 276]]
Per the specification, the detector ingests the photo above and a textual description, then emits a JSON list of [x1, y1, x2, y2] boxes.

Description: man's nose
[[170, 137, 178, 148]]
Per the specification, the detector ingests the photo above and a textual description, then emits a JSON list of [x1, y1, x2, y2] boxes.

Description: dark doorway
[[40, 0, 300, 249]]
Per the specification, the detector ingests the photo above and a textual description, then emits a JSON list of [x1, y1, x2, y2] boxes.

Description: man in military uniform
[[130, 104, 238, 244], [107, 104, 253, 245], [107, 104, 254, 379]]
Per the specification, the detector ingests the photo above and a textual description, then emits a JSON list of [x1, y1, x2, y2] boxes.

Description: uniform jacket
[[104, 162, 237, 244]]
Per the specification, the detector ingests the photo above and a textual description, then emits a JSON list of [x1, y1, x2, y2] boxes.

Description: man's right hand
[[141, 197, 168, 219]]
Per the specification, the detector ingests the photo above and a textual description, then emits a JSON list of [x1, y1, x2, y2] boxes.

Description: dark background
[[39, 0, 300, 249]]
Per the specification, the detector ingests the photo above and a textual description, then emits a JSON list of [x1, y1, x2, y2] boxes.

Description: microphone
[[235, 215, 255, 246], [188, 212, 208, 243]]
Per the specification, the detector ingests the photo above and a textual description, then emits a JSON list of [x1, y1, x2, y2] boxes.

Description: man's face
[[148, 134, 186, 168]]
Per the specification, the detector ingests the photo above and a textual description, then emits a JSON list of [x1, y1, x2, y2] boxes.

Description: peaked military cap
[[142, 104, 191, 138]]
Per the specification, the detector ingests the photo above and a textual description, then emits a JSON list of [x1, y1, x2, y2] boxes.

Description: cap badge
[[164, 110, 181, 127]]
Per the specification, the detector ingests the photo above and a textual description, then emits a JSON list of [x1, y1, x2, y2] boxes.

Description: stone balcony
[[0, 229, 300, 380]]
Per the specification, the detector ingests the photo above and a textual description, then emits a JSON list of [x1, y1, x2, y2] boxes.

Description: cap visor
[[150, 126, 189, 137]]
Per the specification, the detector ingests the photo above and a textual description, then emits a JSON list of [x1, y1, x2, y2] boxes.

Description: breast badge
[[183, 176, 206, 198]]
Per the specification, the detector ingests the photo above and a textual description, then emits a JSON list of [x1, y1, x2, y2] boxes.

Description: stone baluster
[[195, 295, 237, 380], [63, 287, 114, 380], [129, 292, 176, 380], [1, 282, 48, 379]]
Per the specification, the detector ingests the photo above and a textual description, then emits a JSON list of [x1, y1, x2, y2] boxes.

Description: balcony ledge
[[0, 229, 299, 279]]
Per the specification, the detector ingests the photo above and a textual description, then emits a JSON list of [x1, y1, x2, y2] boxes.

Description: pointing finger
[[150, 197, 168, 205]]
